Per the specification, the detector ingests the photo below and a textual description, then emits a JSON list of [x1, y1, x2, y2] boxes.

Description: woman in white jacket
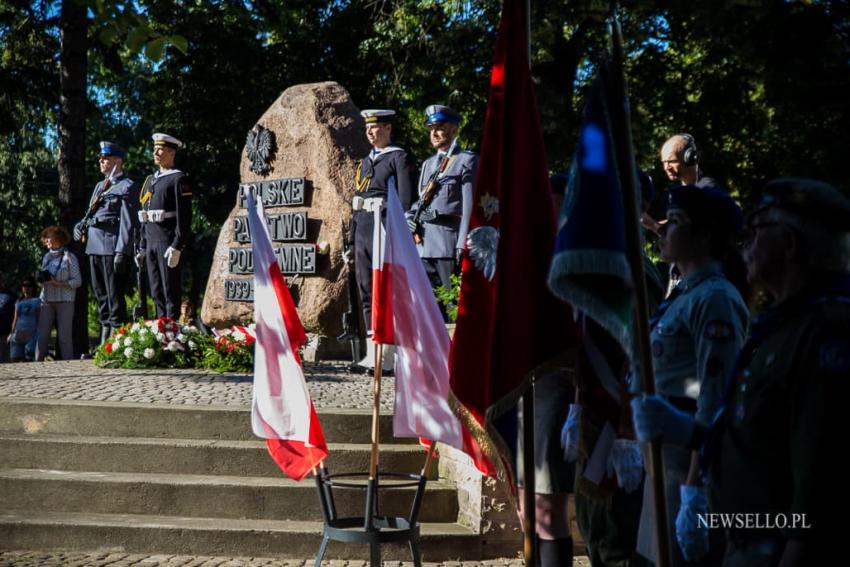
[[35, 226, 82, 361]]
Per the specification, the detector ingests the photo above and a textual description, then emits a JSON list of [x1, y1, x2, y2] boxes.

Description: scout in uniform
[[73, 141, 140, 343], [406, 105, 477, 298], [136, 133, 192, 319], [344, 109, 415, 371], [633, 185, 750, 566], [632, 178, 850, 567]]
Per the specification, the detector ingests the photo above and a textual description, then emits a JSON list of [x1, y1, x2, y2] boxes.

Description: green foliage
[[202, 327, 256, 374], [94, 318, 206, 369], [3, 0, 850, 302], [93, 319, 255, 374], [434, 273, 462, 323]]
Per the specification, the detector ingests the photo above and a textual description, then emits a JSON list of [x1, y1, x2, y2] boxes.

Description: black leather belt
[[93, 218, 119, 228], [425, 214, 461, 230]]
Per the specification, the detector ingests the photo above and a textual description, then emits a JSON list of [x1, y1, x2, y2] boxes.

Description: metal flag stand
[[312, 200, 432, 566]]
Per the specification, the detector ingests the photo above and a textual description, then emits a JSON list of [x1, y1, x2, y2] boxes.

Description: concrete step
[[0, 510, 505, 562], [0, 469, 458, 523], [0, 434, 436, 478], [0, 399, 409, 444]]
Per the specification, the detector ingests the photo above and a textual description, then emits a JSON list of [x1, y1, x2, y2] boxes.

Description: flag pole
[[420, 444, 435, 476], [369, 345, 383, 480], [606, 4, 670, 566], [521, 0, 537, 565]]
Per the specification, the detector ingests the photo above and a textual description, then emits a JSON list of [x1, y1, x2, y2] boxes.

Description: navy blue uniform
[[350, 146, 415, 331], [138, 169, 192, 319]]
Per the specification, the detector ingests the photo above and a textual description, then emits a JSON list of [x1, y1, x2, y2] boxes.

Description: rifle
[[76, 164, 118, 243], [409, 137, 458, 245], [133, 226, 149, 322], [336, 221, 362, 362]]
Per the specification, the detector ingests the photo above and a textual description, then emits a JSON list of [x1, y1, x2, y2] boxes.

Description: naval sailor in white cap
[[345, 109, 416, 372], [136, 133, 192, 319]]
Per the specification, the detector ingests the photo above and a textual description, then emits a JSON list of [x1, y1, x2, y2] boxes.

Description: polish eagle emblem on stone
[[467, 226, 499, 281], [246, 124, 275, 175]]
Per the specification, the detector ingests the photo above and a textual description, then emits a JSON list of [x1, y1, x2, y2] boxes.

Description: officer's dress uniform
[[413, 145, 477, 290], [138, 168, 192, 319], [705, 274, 850, 566], [635, 261, 748, 566], [84, 172, 139, 334], [350, 146, 414, 331]]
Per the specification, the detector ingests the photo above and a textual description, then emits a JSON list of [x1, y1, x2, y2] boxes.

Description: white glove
[[676, 485, 710, 561], [608, 439, 643, 493], [137, 210, 148, 223], [560, 403, 582, 462], [630, 394, 695, 447], [342, 248, 353, 265], [164, 247, 181, 268], [352, 195, 365, 211], [135, 251, 145, 268]]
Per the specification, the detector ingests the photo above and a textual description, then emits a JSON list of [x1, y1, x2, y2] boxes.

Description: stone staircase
[[0, 398, 503, 561]]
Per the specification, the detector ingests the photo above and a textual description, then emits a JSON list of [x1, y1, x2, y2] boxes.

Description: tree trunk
[[58, 0, 89, 358]]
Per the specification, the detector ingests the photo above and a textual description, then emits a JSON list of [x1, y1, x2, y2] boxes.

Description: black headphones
[[679, 133, 699, 166]]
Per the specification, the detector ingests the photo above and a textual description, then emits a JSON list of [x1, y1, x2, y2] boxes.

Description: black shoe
[[348, 362, 373, 374]]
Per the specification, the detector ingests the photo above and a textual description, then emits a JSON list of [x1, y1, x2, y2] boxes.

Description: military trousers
[[90, 254, 128, 331], [353, 209, 378, 333], [144, 241, 181, 320]]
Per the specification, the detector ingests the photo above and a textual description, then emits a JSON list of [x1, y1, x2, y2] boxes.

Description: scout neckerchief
[[648, 262, 722, 331]]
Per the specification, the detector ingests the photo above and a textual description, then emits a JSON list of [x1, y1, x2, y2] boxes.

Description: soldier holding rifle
[[73, 141, 139, 344], [407, 105, 477, 298]]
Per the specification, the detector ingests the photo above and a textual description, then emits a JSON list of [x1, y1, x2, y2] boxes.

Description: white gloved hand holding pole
[[608, 438, 644, 493], [630, 394, 695, 447]]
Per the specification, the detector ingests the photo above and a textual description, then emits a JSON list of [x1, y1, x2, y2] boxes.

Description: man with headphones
[[660, 133, 717, 188]]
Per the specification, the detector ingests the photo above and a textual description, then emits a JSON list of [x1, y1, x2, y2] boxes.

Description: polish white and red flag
[[246, 187, 328, 481], [369, 191, 464, 452]]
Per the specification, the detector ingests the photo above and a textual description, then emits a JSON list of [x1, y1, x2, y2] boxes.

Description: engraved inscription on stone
[[229, 245, 316, 275], [233, 212, 307, 243], [238, 177, 305, 208], [224, 279, 254, 301]]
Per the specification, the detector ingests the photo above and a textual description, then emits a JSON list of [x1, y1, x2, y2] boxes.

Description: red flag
[[448, 0, 574, 484], [246, 187, 328, 481]]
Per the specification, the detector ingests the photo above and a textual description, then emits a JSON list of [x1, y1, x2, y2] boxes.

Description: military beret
[[424, 104, 461, 126], [361, 109, 395, 124], [753, 177, 850, 232], [99, 141, 126, 158], [667, 184, 743, 232], [152, 132, 183, 150]]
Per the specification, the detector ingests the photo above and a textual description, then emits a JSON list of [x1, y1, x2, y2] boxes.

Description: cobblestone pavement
[[0, 361, 592, 566], [0, 551, 595, 566], [0, 360, 394, 410]]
